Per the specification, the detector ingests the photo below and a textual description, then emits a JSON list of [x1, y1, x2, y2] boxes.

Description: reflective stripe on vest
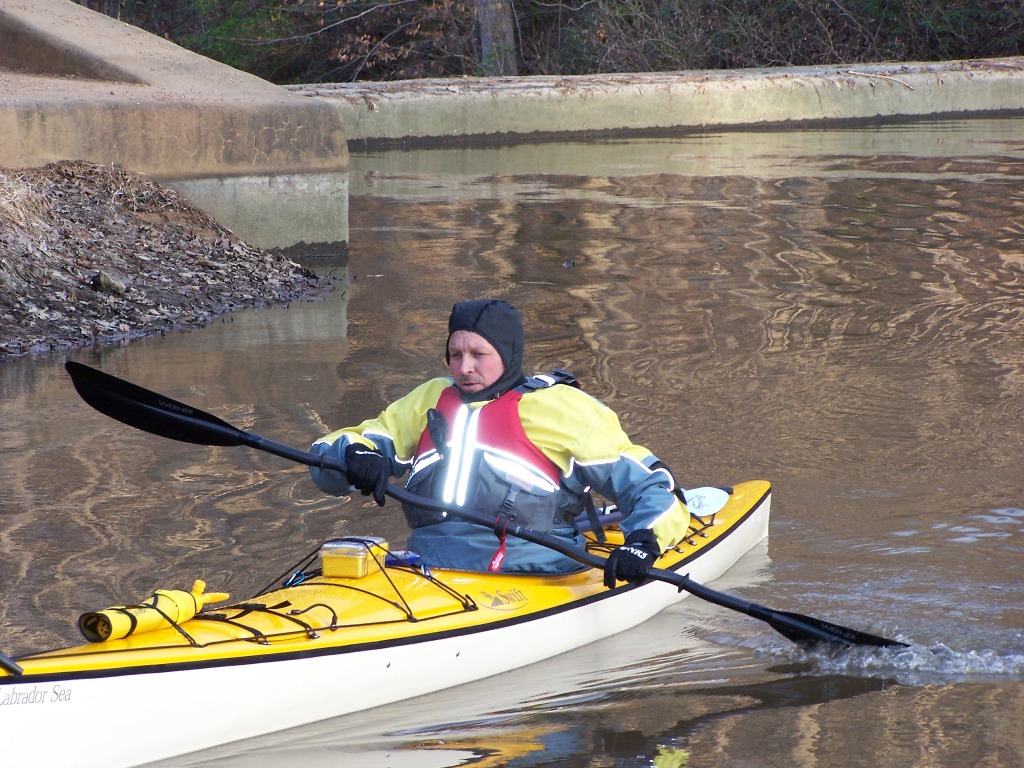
[[416, 386, 562, 505], [443, 402, 477, 506]]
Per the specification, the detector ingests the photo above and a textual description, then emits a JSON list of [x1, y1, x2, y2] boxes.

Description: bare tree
[[475, 0, 518, 75]]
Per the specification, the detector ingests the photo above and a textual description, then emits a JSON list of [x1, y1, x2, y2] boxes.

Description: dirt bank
[[0, 161, 334, 360]]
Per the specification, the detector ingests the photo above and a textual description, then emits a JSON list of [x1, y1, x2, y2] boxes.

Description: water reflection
[[168, 173, 350, 249], [347, 119, 1024, 192]]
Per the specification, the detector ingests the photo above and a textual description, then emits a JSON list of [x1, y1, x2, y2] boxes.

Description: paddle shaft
[[63, 361, 907, 648], [0, 652, 22, 676]]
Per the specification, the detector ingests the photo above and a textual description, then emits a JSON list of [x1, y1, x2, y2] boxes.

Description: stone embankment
[[1, 1, 345, 360]]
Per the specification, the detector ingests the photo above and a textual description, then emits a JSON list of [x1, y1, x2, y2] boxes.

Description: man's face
[[447, 330, 504, 394]]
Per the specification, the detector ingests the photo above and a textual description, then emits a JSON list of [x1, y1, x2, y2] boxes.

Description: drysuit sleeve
[[309, 377, 451, 496], [520, 386, 690, 552]]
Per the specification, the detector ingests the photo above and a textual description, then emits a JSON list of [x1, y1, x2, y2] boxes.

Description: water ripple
[[794, 641, 1024, 686]]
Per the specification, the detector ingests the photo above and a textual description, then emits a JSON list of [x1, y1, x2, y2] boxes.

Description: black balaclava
[[445, 299, 526, 402]]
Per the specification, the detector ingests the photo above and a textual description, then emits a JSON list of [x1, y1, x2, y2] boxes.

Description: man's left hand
[[603, 529, 660, 588]]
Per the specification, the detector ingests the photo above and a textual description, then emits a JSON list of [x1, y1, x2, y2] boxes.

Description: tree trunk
[[475, 0, 518, 76]]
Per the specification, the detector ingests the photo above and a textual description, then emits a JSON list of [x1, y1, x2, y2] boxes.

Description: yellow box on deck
[[320, 537, 388, 579]]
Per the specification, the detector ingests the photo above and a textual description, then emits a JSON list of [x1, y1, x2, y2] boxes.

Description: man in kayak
[[309, 298, 690, 586]]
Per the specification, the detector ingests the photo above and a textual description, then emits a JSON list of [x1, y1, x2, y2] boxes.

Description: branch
[[846, 70, 915, 89]]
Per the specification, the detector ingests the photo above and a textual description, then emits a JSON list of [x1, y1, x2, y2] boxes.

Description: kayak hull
[[1, 480, 770, 768]]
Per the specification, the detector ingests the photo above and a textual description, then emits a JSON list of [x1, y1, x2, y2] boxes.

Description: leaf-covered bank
[[0, 162, 332, 360]]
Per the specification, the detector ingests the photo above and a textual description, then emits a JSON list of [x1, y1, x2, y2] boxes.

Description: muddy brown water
[[2, 117, 1023, 767]]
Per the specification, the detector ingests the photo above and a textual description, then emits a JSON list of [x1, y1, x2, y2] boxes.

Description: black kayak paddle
[[64, 361, 908, 649]]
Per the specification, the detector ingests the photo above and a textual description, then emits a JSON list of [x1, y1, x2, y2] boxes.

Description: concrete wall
[[0, 0, 347, 179], [293, 59, 1024, 149], [2, 0, 1022, 176]]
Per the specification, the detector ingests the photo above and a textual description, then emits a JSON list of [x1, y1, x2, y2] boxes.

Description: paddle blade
[[773, 610, 909, 648], [682, 486, 731, 515], [65, 362, 246, 447], [669, 572, 907, 648]]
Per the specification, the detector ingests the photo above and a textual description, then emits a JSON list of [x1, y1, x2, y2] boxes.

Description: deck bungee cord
[[24, 563, 485, 662], [105, 542, 481, 648]]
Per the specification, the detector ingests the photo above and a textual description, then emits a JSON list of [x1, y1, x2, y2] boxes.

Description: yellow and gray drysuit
[[311, 374, 690, 573]]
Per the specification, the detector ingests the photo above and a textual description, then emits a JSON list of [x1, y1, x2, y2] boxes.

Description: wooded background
[[76, 1, 1024, 84]]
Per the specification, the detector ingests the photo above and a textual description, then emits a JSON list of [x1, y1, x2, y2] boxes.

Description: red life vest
[[414, 386, 560, 484], [402, 385, 570, 531]]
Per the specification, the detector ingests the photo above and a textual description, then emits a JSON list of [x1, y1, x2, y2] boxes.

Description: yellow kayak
[[0, 480, 771, 768]]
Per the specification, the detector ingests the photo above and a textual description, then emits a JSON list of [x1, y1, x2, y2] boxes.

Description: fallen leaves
[[0, 161, 331, 359]]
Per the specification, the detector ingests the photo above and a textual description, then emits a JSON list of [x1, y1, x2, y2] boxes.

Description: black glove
[[343, 443, 389, 507], [603, 529, 660, 588]]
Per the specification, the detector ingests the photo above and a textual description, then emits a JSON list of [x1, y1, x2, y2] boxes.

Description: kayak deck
[[1, 481, 770, 768], [9, 480, 770, 678]]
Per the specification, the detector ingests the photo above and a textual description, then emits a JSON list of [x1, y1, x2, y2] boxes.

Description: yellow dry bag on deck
[[78, 579, 229, 642]]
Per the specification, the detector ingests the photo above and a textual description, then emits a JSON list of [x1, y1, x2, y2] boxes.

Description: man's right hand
[[344, 443, 389, 506]]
